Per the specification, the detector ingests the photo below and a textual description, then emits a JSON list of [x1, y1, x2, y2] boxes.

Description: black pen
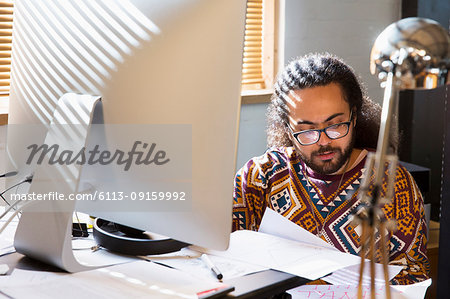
[[201, 253, 223, 280]]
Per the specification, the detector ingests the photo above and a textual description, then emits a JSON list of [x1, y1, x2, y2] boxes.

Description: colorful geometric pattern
[[232, 147, 430, 285]]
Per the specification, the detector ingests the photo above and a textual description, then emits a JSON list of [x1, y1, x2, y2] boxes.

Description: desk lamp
[[355, 17, 449, 298]]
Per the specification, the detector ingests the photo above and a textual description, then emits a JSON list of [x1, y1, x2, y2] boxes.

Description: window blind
[[0, 0, 13, 98], [241, 0, 265, 90]]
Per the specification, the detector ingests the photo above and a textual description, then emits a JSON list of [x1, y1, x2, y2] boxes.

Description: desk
[[0, 248, 308, 298], [0, 211, 309, 298]]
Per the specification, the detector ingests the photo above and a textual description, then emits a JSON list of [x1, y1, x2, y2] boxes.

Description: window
[[241, 0, 275, 99], [0, 1, 12, 124], [0, 1, 12, 99]]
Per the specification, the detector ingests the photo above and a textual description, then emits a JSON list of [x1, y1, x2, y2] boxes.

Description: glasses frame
[[287, 111, 354, 146]]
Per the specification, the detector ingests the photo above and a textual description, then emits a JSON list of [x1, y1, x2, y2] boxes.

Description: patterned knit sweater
[[232, 147, 430, 285]]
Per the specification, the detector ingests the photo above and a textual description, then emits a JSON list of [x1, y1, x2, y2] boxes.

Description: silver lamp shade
[[370, 17, 450, 90]]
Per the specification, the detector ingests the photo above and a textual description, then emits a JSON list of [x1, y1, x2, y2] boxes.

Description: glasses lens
[[297, 130, 319, 145], [325, 123, 349, 139]]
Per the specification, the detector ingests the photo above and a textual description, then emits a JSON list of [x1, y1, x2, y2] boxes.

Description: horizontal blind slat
[[244, 42, 262, 47], [242, 70, 263, 75], [0, 15, 12, 22], [0, 44, 11, 51], [244, 36, 262, 42], [243, 63, 263, 68], [0, 50, 10, 57], [0, 29, 12, 35], [247, 3, 263, 8], [0, 1, 14, 8], [0, 8, 13, 14], [245, 29, 262, 35], [246, 19, 262, 25], [0, 36, 11, 43], [242, 78, 265, 84], [245, 24, 262, 30], [0, 24, 12, 30], [243, 51, 262, 56], [243, 57, 262, 63], [243, 46, 262, 52]]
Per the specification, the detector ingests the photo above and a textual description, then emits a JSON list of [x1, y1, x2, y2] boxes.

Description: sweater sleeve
[[232, 157, 269, 232], [387, 166, 430, 285]]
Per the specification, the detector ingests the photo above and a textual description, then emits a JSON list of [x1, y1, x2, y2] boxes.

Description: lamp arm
[[373, 71, 398, 200]]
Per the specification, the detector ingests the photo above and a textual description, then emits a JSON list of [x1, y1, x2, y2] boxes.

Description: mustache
[[314, 146, 336, 155]]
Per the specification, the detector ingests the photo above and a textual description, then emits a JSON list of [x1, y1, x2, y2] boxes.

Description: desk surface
[[0, 250, 308, 299], [0, 213, 309, 298]]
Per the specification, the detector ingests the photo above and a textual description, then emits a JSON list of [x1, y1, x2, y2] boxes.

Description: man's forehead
[[286, 87, 350, 124]]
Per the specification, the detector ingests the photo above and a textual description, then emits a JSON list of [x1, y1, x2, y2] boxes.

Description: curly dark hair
[[266, 53, 398, 152]]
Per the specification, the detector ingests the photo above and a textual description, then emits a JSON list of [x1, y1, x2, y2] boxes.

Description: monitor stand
[[14, 93, 103, 272], [92, 218, 189, 256], [13, 93, 191, 271]]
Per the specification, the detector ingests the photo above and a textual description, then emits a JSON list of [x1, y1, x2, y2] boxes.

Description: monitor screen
[[6, 0, 246, 270]]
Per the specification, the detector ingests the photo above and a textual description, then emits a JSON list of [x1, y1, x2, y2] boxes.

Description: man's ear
[[352, 108, 357, 127], [285, 126, 295, 144]]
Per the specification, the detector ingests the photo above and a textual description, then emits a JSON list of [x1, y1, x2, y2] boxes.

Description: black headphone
[[93, 218, 189, 256]]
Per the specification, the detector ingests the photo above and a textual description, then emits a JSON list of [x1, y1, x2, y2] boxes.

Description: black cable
[[0, 174, 34, 206], [0, 171, 19, 206], [0, 171, 18, 178]]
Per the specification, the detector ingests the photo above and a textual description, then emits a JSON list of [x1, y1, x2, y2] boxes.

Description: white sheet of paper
[[143, 247, 268, 281], [199, 230, 361, 280], [323, 261, 403, 285], [0, 269, 66, 287], [0, 215, 18, 255], [391, 279, 432, 299], [288, 279, 431, 299], [259, 208, 337, 250], [72, 238, 138, 267]]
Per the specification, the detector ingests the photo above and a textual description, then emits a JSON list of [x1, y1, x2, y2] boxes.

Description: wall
[[0, 126, 5, 197], [236, 0, 401, 170], [400, 0, 450, 222], [236, 103, 268, 169]]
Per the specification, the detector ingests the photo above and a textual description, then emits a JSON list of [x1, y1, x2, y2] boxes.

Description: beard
[[297, 132, 355, 175]]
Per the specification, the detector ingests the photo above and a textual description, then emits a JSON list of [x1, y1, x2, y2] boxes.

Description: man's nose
[[317, 130, 331, 146]]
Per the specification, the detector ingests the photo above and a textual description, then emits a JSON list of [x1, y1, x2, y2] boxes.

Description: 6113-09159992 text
[[9, 191, 186, 202]]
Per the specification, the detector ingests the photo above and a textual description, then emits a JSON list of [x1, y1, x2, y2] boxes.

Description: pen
[[201, 253, 223, 280]]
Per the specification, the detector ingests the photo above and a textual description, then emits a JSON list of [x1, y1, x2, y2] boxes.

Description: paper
[[0, 269, 66, 287], [259, 208, 337, 250], [391, 279, 432, 299], [0, 261, 232, 299], [144, 247, 268, 281], [288, 284, 400, 299], [323, 261, 403, 285], [0, 213, 18, 256], [72, 238, 138, 267], [199, 230, 361, 280], [288, 279, 431, 299]]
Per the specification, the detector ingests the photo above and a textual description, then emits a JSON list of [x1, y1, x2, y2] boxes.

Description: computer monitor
[[6, 0, 246, 271]]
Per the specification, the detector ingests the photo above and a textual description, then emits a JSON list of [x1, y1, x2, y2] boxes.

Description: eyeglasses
[[287, 111, 353, 146]]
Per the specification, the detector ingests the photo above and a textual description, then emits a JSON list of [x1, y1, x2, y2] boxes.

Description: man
[[232, 53, 429, 284]]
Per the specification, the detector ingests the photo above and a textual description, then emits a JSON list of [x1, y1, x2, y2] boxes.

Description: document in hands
[[202, 208, 402, 282], [258, 208, 337, 250], [203, 229, 361, 280], [257, 208, 402, 283]]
